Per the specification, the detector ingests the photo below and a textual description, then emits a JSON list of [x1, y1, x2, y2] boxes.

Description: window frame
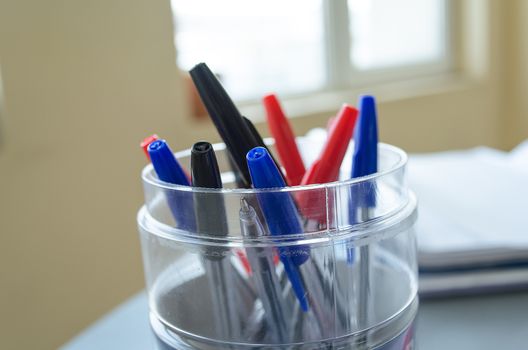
[[173, 0, 457, 119], [238, 0, 457, 120], [337, 0, 455, 88], [324, 0, 455, 92]]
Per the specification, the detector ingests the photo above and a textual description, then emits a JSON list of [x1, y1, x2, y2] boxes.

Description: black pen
[[242, 116, 285, 181], [192, 141, 228, 242], [191, 141, 240, 340], [190, 63, 260, 188], [242, 116, 267, 148]]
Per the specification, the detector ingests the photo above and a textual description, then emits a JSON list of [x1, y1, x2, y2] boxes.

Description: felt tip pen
[[189, 63, 260, 188]]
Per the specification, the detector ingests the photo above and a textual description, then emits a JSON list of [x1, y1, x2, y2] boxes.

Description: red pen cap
[[301, 104, 358, 185], [263, 94, 306, 186], [140, 134, 159, 160], [297, 105, 358, 222]]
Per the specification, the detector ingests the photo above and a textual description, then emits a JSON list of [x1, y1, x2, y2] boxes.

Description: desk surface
[[61, 292, 528, 350]]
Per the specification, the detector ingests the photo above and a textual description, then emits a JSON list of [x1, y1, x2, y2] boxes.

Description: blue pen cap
[[350, 96, 379, 211], [246, 147, 286, 188], [148, 139, 190, 186], [148, 139, 195, 231], [247, 147, 310, 266], [352, 95, 378, 178]]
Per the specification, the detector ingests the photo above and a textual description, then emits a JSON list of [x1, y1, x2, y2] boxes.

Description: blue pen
[[350, 95, 378, 333], [351, 95, 378, 203], [246, 147, 309, 311], [348, 95, 379, 246], [247, 147, 349, 334], [148, 139, 196, 231]]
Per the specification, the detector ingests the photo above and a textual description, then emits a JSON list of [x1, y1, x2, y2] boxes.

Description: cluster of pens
[[141, 63, 379, 344]]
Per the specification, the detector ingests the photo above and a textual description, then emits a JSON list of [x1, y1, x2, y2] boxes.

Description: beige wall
[[503, 0, 528, 149], [0, 0, 526, 349], [0, 1, 216, 349]]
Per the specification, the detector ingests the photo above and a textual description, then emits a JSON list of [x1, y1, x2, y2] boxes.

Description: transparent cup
[[137, 137, 418, 349]]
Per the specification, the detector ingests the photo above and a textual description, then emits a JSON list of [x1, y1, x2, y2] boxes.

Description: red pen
[[263, 94, 306, 186], [140, 134, 159, 160], [297, 104, 358, 221], [140, 134, 195, 184]]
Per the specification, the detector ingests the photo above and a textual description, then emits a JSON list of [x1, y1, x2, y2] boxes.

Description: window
[[171, 0, 450, 101]]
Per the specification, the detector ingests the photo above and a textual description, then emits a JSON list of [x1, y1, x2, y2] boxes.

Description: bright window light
[[348, 0, 448, 70], [171, 0, 450, 101], [172, 0, 325, 101]]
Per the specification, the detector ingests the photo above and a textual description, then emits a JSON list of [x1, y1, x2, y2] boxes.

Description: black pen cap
[[191, 141, 222, 188], [190, 63, 243, 125], [191, 141, 228, 260], [242, 116, 266, 147], [189, 63, 257, 187]]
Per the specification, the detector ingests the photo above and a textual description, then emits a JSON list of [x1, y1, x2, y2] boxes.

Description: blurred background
[[0, 0, 527, 349]]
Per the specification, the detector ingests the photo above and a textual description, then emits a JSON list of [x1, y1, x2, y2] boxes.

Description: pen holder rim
[[137, 193, 416, 248], [139, 139, 416, 247], [141, 140, 408, 194]]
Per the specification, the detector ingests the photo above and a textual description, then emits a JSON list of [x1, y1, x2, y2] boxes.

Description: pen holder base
[[147, 252, 418, 350]]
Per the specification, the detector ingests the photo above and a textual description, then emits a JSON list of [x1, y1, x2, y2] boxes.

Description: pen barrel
[[295, 184, 336, 227], [193, 192, 229, 260], [239, 204, 292, 341], [245, 246, 291, 342], [256, 191, 311, 266], [202, 258, 241, 340], [159, 190, 197, 232]]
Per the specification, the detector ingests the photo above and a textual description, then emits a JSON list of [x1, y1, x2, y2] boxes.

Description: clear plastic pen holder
[[137, 138, 418, 349]]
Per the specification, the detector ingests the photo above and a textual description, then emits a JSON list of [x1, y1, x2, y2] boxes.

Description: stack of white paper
[[408, 141, 528, 296]]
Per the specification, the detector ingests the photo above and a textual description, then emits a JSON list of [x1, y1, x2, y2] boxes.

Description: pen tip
[[240, 197, 250, 211]]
